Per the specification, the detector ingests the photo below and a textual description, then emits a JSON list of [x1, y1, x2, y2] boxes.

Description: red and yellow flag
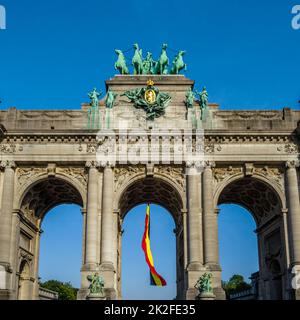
[[141, 204, 167, 287]]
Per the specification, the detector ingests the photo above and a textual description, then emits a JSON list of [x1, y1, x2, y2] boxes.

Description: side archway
[[14, 174, 85, 300], [214, 174, 289, 300]]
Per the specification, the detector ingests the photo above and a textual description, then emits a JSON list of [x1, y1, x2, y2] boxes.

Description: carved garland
[[213, 165, 284, 191]]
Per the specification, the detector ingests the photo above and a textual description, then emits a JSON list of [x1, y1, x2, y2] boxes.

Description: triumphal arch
[[0, 45, 300, 300]]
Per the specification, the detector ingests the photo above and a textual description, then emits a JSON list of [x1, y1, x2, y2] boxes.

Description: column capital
[[214, 208, 220, 215], [204, 161, 216, 170], [85, 161, 101, 169], [0, 160, 16, 170], [186, 160, 203, 169], [100, 161, 115, 169], [286, 160, 300, 169]]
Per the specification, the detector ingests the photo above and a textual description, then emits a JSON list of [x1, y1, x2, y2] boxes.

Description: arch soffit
[[115, 172, 185, 224], [213, 172, 286, 211], [17, 171, 86, 210]]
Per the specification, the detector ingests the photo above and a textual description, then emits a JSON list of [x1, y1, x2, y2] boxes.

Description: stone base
[[77, 288, 90, 300], [0, 289, 11, 300], [197, 292, 216, 301], [87, 293, 106, 301]]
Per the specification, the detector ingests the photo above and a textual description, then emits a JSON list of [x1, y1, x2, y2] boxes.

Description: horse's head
[[179, 50, 186, 56], [115, 49, 121, 55], [162, 43, 168, 50], [133, 43, 139, 50]]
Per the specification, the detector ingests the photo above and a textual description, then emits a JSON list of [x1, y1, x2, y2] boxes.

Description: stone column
[[10, 210, 21, 299], [286, 161, 300, 266], [85, 161, 99, 270], [202, 162, 220, 269], [32, 229, 42, 300], [186, 166, 202, 269], [100, 165, 115, 270], [0, 161, 16, 284], [100, 165, 116, 300], [81, 209, 87, 266], [182, 209, 188, 269]]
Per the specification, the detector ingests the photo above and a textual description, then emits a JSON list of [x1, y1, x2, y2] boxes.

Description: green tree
[[40, 280, 78, 300], [222, 274, 252, 299]]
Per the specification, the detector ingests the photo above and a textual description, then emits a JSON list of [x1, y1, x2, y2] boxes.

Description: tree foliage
[[222, 274, 252, 299], [40, 280, 78, 300]]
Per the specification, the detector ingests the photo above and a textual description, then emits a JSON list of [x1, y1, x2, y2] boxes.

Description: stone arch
[[214, 173, 285, 226], [117, 175, 184, 225], [214, 172, 288, 300], [116, 174, 185, 299], [18, 174, 85, 221]]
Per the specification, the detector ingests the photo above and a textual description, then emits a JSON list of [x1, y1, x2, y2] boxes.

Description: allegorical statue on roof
[[195, 87, 209, 120], [87, 88, 101, 129], [143, 52, 155, 75], [185, 88, 195, 109], [105, 89, 118, 109], [88, 88, 101, 107]]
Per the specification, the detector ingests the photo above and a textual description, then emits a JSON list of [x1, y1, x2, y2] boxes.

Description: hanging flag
[[141, 204, 167, 287]]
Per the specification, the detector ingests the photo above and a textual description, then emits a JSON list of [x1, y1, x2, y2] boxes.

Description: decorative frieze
[[114, 165, 145, 193], [17, 168, 47, 189], [154, 165, 185, 192], [0, 144, 16, 154], [56, 167, 88, 188], [213, 166, 242, 183]]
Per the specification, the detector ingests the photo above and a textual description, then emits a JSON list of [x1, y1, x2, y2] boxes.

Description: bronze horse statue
[[114, 49, 129, 75], [170, 51, 187, 74], [132, 43, 144, 75], [153, 43, 169, 75]]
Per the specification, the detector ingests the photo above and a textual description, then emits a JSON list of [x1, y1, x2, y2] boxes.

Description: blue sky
[[1, 0, 299, 299], [39, 204, 258, 299], [0, 0, 299, 110]]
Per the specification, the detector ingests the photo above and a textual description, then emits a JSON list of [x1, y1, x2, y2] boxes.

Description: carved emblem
[[121, 80, 171, 120]]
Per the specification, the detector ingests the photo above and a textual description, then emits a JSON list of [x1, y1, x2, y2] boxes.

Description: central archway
[[122, 204, 176, 300], [215, 174, 288, 300], [117, 176, 185, 300]]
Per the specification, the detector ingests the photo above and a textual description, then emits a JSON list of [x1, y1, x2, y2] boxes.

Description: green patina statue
[[105, 89, 118, 109], [87, 88, 102, 129], [170, 50, 187, 74], [88, 88, 101, 107], [87, 273, 105, 295], [143, 52, 155, 75], [115, 49, 129, 75], [121, 80, 171, 120], [195, 87, 209, 120], [185, 88, 195, 109], [152, 43, 169, 75], [132, 43, 144, 75], [114, 44, 188, 75], [195, 273, 213, 295]]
